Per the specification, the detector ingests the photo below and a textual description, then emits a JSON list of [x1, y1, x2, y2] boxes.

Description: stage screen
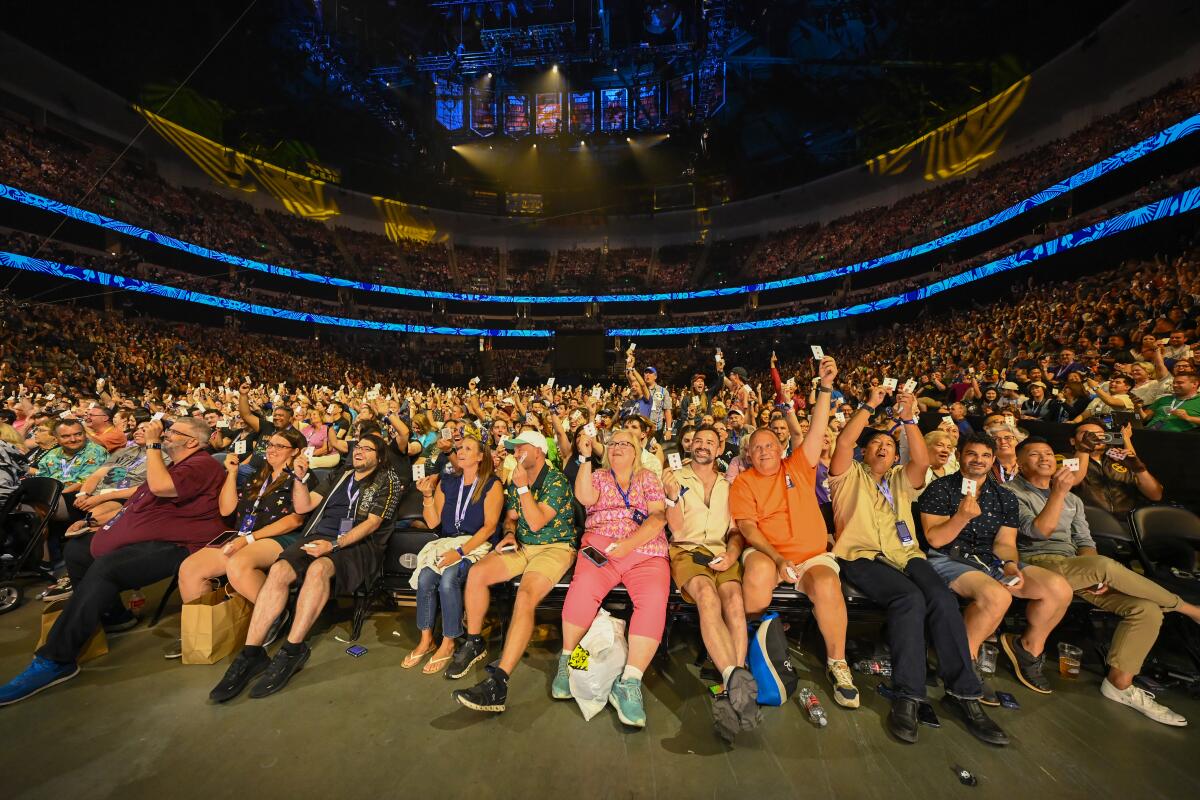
[[666, 74, 693, 123], [505, 94, 530, 136], [569, 92, 594, 133], [634, 84, 660, 130], [535, 93, 562, 135], [553, 333, 606, 373], [434, 77, 463, 130], [600, 88, 627, 132], [469, 88, 495, 136]]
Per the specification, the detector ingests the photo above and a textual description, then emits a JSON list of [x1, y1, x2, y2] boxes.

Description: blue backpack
[[747, 612, 798, 705]]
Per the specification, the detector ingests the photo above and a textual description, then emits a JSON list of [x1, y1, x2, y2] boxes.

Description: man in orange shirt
[[83, 406, 127, 453], [731, 355, 858, 708]]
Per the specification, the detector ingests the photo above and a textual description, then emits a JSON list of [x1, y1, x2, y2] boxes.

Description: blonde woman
[[924, 430, 960, 484]]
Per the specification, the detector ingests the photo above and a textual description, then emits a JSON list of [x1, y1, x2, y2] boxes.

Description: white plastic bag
[[568, 608, 628, 721]]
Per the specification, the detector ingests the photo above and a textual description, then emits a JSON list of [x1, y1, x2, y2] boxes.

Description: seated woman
[[556, 428, 668, 729], [168, 428, 318, 657], [300, 406, 339, 469], [406, 436, 503, 673], [924, 430, 959, 484]]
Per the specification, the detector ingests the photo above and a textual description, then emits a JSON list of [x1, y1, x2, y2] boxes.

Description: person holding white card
[[830, 385, 1007, 745], [662, 425, 761, 741], [919, 433, 1073, 700]]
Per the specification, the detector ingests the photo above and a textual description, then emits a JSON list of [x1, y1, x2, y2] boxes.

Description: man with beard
[[662, 425, 759, 741]]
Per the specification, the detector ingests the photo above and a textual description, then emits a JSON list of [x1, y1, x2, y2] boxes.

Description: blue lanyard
[[876, 477, 896, 511], [344, 476, 362, 518], [453, 478, 477, 533], [610, 469, 648, 524], [239, 474, 274, 533]]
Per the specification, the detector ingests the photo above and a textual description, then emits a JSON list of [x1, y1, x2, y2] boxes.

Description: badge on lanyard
[[895, 520, 915, 546], [785, 474, 795, 489], [631, 509, 648, 525], [342, 476, 362, 535]]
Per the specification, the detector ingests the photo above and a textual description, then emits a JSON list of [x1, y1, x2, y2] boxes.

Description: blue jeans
[[415, 560, 471, 639]]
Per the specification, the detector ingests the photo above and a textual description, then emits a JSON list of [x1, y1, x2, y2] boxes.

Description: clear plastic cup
[[1057, 642, 1083, 678]]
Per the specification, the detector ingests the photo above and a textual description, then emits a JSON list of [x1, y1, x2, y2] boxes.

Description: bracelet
[[662, 495, 678, 508], [422, 496, 435, 504], [516, 485, 530, 495], [816, 386, 832, 394], [858, 404, 877, 415], [774, 403, 791, 411], [243, 532, 256, 544], [456, 547, 465, 557], [900, 419, 918, 425]]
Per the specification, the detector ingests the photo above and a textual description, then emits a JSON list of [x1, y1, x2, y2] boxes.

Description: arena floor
[[1, 584, 1197, 800]]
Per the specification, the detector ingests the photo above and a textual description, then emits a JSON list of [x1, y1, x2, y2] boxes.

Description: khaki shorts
[[742, 548, 840, 584], [496, 541, 575, 584], [669, 546, 743, 603]]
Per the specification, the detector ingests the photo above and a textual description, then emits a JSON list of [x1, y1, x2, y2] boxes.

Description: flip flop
[[422, 654, 453, 675], [402, 648, 435, 669]]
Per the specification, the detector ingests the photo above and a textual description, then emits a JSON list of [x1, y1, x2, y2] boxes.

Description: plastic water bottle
[[127, 589, 146, 615], [799, 688, 828, 727], [853, 658, 892, 676]]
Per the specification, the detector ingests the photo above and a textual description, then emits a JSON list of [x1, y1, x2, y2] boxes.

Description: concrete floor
[[1, 585, 1198, 800]]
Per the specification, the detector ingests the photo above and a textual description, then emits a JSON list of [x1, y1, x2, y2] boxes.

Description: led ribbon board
[[0, 114, 1195, 304], [606, 186, 1200, 336], [0, 252, 549, 338]]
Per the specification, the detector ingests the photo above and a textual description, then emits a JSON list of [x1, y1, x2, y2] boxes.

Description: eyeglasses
[[607, 440, 635, 449], [265, 442, 294, 451], [353, 444, 377, 453]]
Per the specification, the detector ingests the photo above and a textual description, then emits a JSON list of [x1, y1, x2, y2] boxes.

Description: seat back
[[13, 477, 63, 517], [0, 477, 62, 568], [1084, 505, 1131, 542], [382, 529, 441, 578], [1129, 505, 1200, 575]]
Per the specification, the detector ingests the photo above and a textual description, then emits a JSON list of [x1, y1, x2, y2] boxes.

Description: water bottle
[[127, 589, 146, 615], [798, 688, 828, 727], [852, 658, 892, 676]]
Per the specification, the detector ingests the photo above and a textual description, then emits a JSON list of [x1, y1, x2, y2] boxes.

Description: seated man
[[448, 431, 576, 713], [1069, 422, 1162, 518], [732, 355, 861, 709], [83, 405, 128, 453], [919, 433, 1074, 697], [208, 432, 400, 702], [662, 425, 760, 740], [1140, 371, 1200, 432], [0, 417, 224, 706], [831, 387, 1006, 745], [1009, 437, 1200, 726]]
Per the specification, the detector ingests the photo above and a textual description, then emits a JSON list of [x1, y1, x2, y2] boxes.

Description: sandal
[[402, 648, 435, 669], [422, 654, 453, 675]]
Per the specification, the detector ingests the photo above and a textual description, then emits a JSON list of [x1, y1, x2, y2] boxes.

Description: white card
[[961, 477, 977, 496], [834, 411, 846, 424], [627, 342, 636, 352], [525, 413, 539, 426], [244, 375, 251, 385], [199, 382, 206, 390], [196, 403, 206, 413], [546, 377, 555, 388], [304, 446, 315, 458], [591, 387, 602, 399], [152, 412, 164, 421], [667, 452, 683, 471], [882, 377, 899, 391], [811, 345, 824, 360], [1063, 457, 1080, 472], [441, 426, 452, 440], [59, 411, 72, 419], [942, 415, 954, 425], [903, 379, 918, 394], [216, 420, 229, 429], [512, 377, 520, 385], [234, 440, 247, 455], [583, 423, 597, 437], [471, 376, 480, 384], [412, 463, 426, 482], [714, 349, 722, 363]]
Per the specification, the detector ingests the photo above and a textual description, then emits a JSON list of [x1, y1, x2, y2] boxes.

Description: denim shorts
[[927, 550, 1029, 585]]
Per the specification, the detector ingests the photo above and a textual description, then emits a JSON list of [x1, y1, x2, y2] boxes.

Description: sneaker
[[37, 576, 73, 602], [445, 635, 487, 681], [826, 660, 861, 708], [208, 648, 271, 703], [973, 660, 1000, 706], [725, 667, 763, 732], [551, 652, 572, 700], [1000, 633, 1051, 694], [887, 697, 920, 744], [941, 695, 1010, 746], [609, 677, 647, 728], [248, 644, 310, 699], [163, 639, 183, 660], [102, 610, 140, 634], [1101, 679, 1187, 727], [262, 608, 291, 648], [453, 674, 508, 713], [711, 694, 741, 743], [0, 656, 80, 706]]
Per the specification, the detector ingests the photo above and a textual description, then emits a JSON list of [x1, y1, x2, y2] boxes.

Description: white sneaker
[[1101, 679, 1188, 727]]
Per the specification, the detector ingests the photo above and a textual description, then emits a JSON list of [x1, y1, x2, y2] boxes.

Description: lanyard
[[344, 475, 362, 519], [997, 463, 1016, 482], [59, 452, 84, 481], [239, 474, 275, 533], [453, 478, 477, 533], [875, 478, 896, 511], [610, 469, 647, 524]]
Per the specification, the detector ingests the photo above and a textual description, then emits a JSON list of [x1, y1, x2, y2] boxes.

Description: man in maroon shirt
[[0, 416, 225, 706]]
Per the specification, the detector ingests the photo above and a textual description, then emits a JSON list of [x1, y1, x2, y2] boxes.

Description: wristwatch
[[242, 532, 256, 544], [578, 455, 590, 465], [858, 404, 877, 415], [516, 485, 530, 495], [662, 495, 678, 508], [456, 546, 465, 557], [816, 386, 832, 394], [900, 418, 919, 425], [147, 443, 163, 450]]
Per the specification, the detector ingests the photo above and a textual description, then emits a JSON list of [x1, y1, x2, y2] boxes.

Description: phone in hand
[[690, 551, 714, 567], [1001, 574, 1021, 588], [205, 530, 239, 549], [580, 545, 609, 567]]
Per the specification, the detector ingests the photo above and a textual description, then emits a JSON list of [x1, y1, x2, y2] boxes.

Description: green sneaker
[[551, 653, 572, 700], [609, 677, 647, 728]]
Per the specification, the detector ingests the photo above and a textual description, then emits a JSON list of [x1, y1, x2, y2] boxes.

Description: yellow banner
[[866, 76, 1031, 181], [371, 196, 443, 244]]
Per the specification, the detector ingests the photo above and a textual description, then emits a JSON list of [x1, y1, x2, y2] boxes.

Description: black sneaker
[[1000, 633, 1051, 694], [942, 695, 1010, 746], [973, 660, 1000, 706], [452, 674, 507, 713], [163, 638, 183, 660], [102, 609, 140, 634], [248, 644, 310, 699], [725, 667, 763, 732], [888, 697, 920, 744], [208, 649, 270, 703], [263, 608, 291, 648], [38, 577, 73, 602], [445, 635, 487, 680]]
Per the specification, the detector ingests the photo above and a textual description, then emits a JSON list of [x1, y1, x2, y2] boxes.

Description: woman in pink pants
[[559, 428, 668, 728]]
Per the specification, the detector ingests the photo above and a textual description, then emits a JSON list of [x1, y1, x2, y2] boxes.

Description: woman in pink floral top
[[558, 429, 668, 727]]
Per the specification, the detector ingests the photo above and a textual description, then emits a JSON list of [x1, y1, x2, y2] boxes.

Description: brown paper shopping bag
[[36, 600, 108, 663], [181, 586, 252, 665]]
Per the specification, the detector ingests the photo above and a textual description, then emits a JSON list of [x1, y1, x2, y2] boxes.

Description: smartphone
[[1001, 574, 1021, 588], [690, 551, 714, 567], [996, 691, 1021, 710], [580, 545, 609, 567], [498, 544, 518, 554], [345, 645, 368, 658], [205, 530, 240, 549]]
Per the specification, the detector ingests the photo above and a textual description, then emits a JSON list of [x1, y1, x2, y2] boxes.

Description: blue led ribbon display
[[0, 114, 1195, 304], [0, 252, 549, 338], [607, 186, 1200, 335]]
